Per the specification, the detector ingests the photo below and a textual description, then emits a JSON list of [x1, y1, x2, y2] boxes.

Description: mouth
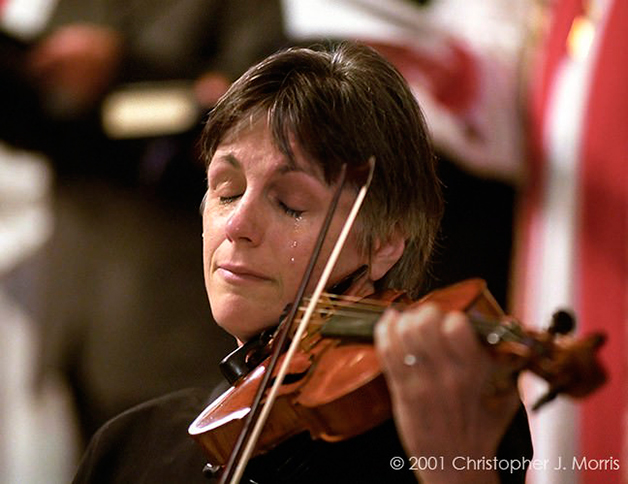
[[216, 263, 272, 283]]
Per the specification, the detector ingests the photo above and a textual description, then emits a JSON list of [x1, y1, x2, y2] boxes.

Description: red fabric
[[577, 0, 628, 480], [518, 1, 628, 482], [365, 39, 478, 114]]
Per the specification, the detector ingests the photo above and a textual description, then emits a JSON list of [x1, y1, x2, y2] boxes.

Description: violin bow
[[220, 158, 375, 484]]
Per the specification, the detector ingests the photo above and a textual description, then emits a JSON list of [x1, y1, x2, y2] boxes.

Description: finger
[[376, 302, 445, 381], [396, 303, 446, 368], [375, 308, 406, 375], [376, 306, 432, 378], [441, 310, 484, 366], [440, 312, 521, 407]]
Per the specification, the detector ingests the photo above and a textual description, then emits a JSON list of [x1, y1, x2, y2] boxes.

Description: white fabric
[[0, 0, 59, 39], [0, 144, 78, 484], [523, 1, 614, 482], [282, 0, 528, 181]]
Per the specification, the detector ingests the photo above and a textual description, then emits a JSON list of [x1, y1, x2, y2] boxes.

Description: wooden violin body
[[189, 279, 607, 470]]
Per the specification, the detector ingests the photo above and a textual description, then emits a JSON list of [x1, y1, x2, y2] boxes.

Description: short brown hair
[[201, 41, 442, 296]]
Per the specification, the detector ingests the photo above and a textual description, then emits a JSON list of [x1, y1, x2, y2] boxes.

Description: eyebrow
[[277, 163, 317, 177], [216, 151, 324, 181], [220, 153, 241, 168]]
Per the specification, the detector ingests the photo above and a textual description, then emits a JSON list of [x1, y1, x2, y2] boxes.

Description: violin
[[189, 278, 607, 478]]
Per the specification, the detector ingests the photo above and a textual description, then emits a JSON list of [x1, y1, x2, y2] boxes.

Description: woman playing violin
[[73, 41, 532, 484]]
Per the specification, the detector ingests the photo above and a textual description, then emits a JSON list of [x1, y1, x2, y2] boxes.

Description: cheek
[[274, 240, 305, 290], [202, 237, 215, 289], [340, 230, 367, 265], [323, 229, 368, 287], [296, 241, 349, 295], [202, 221, 222, 280], [269, 231, 318, 299]]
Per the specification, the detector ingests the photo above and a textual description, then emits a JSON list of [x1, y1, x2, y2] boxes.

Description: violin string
[[469, 317, 525, 343], [296, 299, 388, 319], [297, 296, 528, 345], [297, 306, 384, 320], [297, 306, 525, 343], [302, 294, 393, 311], [317, 292, 394, 307], [297, 303, 385, 316]]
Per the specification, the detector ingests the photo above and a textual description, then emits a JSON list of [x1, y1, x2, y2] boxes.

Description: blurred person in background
[[0, 0, 287, 454]]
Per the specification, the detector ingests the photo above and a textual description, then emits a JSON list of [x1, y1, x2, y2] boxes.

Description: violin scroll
[[524, 319, 607, 410], [431, 279, 608, 410]]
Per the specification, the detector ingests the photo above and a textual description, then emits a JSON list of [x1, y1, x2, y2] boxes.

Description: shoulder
[[72, 388, 215, 484], [89, 387, 212, 447]]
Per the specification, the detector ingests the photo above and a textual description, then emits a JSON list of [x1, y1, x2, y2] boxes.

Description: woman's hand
[[375, 303, 521, 484]]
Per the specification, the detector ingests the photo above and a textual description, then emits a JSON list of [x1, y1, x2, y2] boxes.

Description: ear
[[369, 232, 405, 282]]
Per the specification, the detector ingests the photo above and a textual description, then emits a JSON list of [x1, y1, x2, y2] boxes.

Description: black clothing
[[72, 389, 210, 483], [73, 385, 533, 483]]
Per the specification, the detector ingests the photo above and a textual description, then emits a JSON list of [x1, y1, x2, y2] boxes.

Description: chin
[[218, 318, 274, 343], [211, 298, 278, 342]]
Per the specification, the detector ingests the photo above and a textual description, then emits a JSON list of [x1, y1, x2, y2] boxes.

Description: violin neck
[[319, 306, 527, 349], [319, 309, 382, 341]]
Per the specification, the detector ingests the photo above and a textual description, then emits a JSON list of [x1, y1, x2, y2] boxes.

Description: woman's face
[[202, 119, 371, 342]]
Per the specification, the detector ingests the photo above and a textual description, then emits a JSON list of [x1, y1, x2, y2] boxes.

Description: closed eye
[[279, 201, 304, 219], [220, 195, 242, 205]]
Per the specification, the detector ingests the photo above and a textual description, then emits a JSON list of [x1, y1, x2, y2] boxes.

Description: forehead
[[211, 116, 326, 181]]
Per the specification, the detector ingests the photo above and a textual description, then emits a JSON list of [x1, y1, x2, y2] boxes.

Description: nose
[[224, 195, 263, 245]]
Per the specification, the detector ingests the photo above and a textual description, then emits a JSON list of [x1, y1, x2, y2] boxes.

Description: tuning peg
[[549, 310, 575, 335]]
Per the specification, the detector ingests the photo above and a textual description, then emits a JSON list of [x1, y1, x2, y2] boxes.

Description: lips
[[216, 263, 272, 283]]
